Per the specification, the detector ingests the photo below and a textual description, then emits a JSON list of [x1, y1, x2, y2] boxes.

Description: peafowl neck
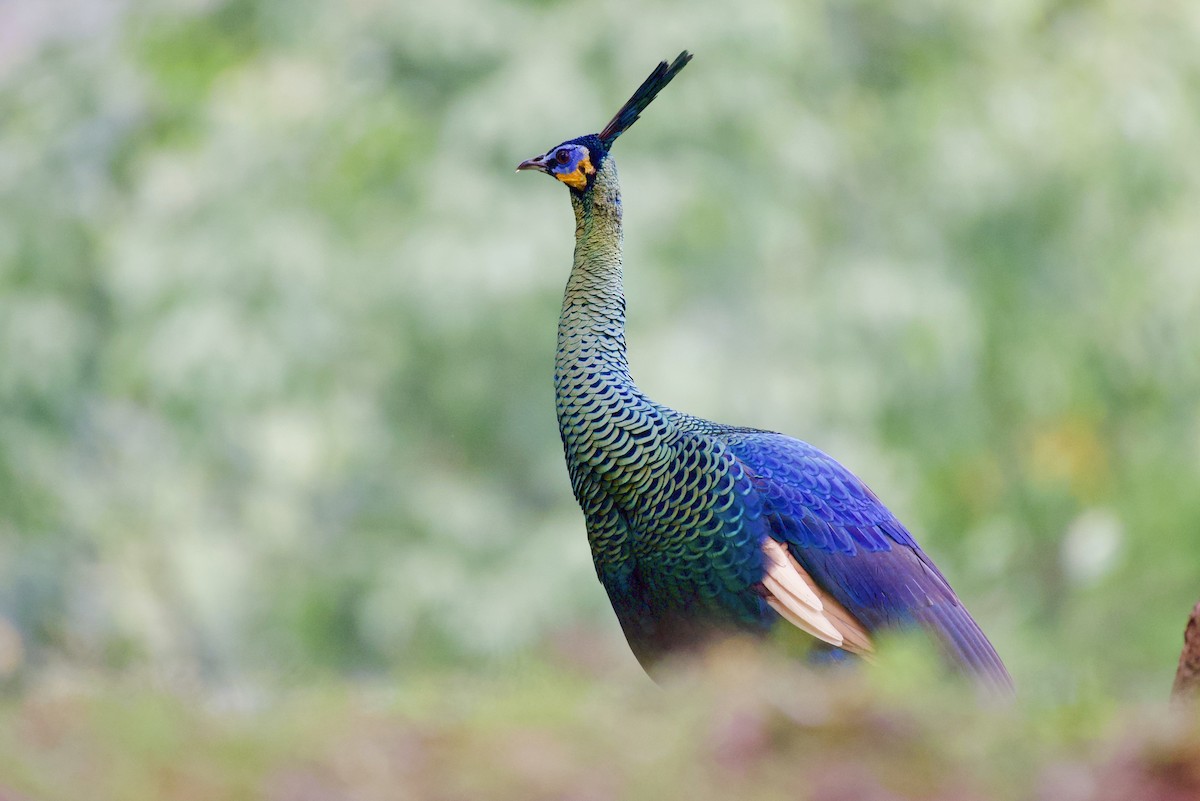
[[555, 158, 633, 385], [554, 157, 668, 486]]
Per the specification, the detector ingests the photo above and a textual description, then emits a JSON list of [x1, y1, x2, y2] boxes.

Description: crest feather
[[598, 51, 693, 149]]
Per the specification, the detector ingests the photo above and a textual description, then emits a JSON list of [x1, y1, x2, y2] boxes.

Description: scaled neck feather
[[556, 158, 631, 380]]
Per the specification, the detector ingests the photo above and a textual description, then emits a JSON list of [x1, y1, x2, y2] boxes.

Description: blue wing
[[720, 429, 1012, 690]]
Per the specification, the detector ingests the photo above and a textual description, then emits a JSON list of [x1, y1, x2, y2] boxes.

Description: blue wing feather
[[719, 429, 1012, 690]]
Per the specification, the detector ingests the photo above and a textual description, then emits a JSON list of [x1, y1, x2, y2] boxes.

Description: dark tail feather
[[920, 602, 1014, 696]]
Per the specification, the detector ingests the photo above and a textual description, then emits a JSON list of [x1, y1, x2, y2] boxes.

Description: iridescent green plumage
[[520, 53, 1012, 691]]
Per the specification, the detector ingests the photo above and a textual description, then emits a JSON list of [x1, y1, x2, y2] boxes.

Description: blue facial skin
[[546, 143, 589, 177]]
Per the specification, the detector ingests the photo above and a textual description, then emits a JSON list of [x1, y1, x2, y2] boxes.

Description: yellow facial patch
[[554, 153, 595, 191]]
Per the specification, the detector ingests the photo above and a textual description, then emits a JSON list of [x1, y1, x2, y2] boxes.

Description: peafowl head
[[517, 51, 692, 194]]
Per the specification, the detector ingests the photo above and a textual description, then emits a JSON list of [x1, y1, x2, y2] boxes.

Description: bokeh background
[[3, 0, 1200, 797]]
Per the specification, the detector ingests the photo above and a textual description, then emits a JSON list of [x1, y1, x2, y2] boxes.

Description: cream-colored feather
[[761, 538, 874, 655]]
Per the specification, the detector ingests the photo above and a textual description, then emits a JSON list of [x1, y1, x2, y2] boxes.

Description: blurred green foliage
[[1, 0, 1199, 706]]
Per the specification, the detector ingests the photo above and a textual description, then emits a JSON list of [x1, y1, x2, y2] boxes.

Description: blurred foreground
[[3, 643, 1200, 801]]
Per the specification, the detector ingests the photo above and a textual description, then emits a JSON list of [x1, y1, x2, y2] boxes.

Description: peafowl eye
[[517, 51, 1013, 695]]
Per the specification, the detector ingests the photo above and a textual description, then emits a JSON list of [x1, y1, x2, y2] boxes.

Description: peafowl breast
[[517, 52, 1012, 693]]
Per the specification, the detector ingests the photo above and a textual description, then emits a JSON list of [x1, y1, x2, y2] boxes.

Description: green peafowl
[[517, 52, 1013, 692]]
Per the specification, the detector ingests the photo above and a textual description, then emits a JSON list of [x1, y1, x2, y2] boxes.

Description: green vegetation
[[2, 0, 1199, 795]]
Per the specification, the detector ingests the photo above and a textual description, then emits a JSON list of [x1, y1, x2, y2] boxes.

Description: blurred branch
[[1171, 600, 1200, 701]]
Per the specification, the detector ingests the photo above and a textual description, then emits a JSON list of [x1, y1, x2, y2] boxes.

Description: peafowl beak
[[516, 155, 548, 173]]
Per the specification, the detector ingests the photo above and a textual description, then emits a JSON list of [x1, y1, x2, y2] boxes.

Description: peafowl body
[[518, 52, 1012, 692]]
